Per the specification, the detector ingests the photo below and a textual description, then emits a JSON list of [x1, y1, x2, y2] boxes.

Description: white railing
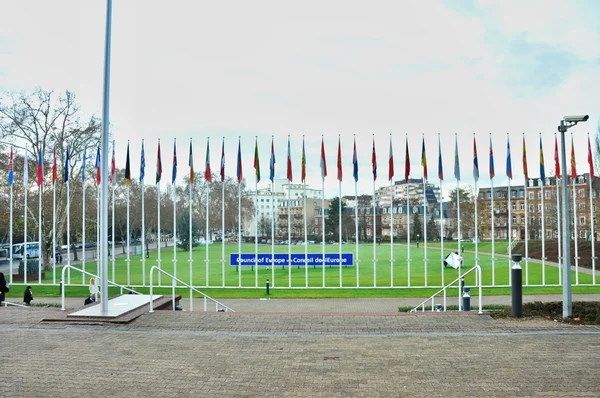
[[410, 265, 483, 314], [1, 301, 30, 308], [60, 265, 138, 311], [149, 266, 234, 313]]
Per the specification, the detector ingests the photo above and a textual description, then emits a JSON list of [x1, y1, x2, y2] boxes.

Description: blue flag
[[8, 147, 14, 187], [64, 145, 69, 182], [539, 136, 546, 181], [506, 136, 513, 179], [352, 138, 358, 182], [140, 141, 146, 183]]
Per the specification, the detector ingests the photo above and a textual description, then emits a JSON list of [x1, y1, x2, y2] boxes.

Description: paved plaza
[[1, 297, 600, 397]]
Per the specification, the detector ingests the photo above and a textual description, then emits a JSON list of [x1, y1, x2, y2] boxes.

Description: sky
[[1, 0, 599, 198]]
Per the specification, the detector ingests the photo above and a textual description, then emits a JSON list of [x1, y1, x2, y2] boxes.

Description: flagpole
[[82, 152, 86, 285], [423, 134, 428, 287], [221, 137, 225, 288], [38, 161, 42, 283], [24, 147, 28, 286], [237, 136, 242, 288], [556, 174, 562, 285], [473, 134, 478, 279], [454, 134, 460, 310], [490, 134, 495, 286], [271, 175, 275, 287], [126, 183, 130, 285], [338, 135, 342, 288], [321, 136, 326, 288], [353, 135, 359, 288], [189, 167, 193, 288], [157, 139, 162, 286], [205, 138, 210, 288], [523, 170, 529, 286], [67, 171, 70, 284], [302, 135, 308, 288], [141, 139, 146, 287], [173, 169, 177, 282], [10, 178, 14, 285], [507, 133, 512, 286], [589, 169, 596, 285], [254, 136, 259, 288], [97, 180, 100, 280], [389, 136, 394, 287], [372, 135, 377, 288], [571, 138, 579, 284], [438, 134, 444, 290], [406, 134, 411, 288], [541, 181, 546, 286], [288, 136, 293, 288]]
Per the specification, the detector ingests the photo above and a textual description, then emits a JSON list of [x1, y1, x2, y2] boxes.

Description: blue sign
[[230, 253, 353, 267]]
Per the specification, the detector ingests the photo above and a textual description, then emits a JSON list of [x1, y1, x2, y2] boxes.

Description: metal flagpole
[[238, 178, 242, 288], [302, 135, 308, 287], [573, 172, 579, 284], [454, 134, 460, 309], [24, 145, 28, 286], [406, 135, 411, 287], [82, 151, 86, 284], [372, 135, 377, 287], [157, 140, 162, 286], [173, 139, 177, 281], [254, 137, 259, 288], [507, 133, 512, 285], [97, 183, 100, 279], [99, 0, 112, 312], [541, 182, 546, 285], [589, 132, 596, 285], [423, 134, 428, 287], [38, 155, 42, 284], [321, 136, 326, 288], [289, 137, 293, 288], [473, 135, 478, 280], [438, 134, 444, 289], [353, 136, 359, 287], [65, 146, 71, 284], [490, 134, 496, 286], [338, 135, 342, 288], [9, 147, 14, 284], [141, 140, 146, 286], [221, 138, 225, 287], [189, 172, 193, 288], [126, 183, 130, 285], [389, 135, 394, 287], [556, 174, 562, 285], [523, 175, 528, 286], [271, 177, 275, 287], [205, 139, 210, 287]]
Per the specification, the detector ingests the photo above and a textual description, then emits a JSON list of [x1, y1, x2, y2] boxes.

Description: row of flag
[[6, 134, 596, 188]]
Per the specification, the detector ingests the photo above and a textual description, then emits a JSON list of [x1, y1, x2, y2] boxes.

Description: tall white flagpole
[[288, 136, 292, 288], [321, 135, 326, 288], [353, 136, 359, 288], [490, 134, 496, 286], [556, 174, 562, 285], [126, 183, 130, 285], [9, 147, 14, 284], [406, 134, 411, 287], [97, 179, 100, 280], [157, 140, 162, 286], [302, 135, 308, 287], [390, 136, 394, 287], [507, 133, 512, 285], [66, 158, 71, 284], [524, 167, 529, 286], [38, 150, 43, 284], [82, 151, 86, 284], [221, 137, 226, 287], [254, 136, 259, 288], [423, 134, 428, 287], [173, 139, 177, 282], [372, 135, 377, 287], [271, 173, 275, 287], [141, 140, 146, 286], [589, 169, 596, 285], [188, 137, 193, 288], [337, 135, 342, 288], [541, 183, 546, 285], [454, 134, 460, 310], [24, 145, 28, 285], [237, 136, 242, 288], [473, 134, 478, 282], [205, 179, 210, 287], [573, 172, 579, 284], [438, 134, 444, 289]]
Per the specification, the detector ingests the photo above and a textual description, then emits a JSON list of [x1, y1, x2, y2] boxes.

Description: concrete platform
[[67, 294, 162, 319]]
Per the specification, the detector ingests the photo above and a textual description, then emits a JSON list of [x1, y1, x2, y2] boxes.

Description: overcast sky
[[1, 0, 599, 198]]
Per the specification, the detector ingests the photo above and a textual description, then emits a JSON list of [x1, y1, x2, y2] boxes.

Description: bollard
[[435, 304, 442, 312], [462, 287, 471, 312], [266, 279, 270, 295], [511, 254, 523, 318], [59, 279, 63, 295]]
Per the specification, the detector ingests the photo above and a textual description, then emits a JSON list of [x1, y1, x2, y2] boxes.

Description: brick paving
[[2, 299, 600, 397]]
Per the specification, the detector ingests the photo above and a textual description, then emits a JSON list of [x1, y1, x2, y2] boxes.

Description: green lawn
[[21, 241, 598, 298]]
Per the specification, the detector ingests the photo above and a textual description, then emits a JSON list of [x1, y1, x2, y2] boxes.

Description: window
[[512, 203, 516, 210], [529, 204, 534, 212], [529, 192, 534, 200], [538, 204, 542, 212], [546, 230, 553, 239], [537, 192, 542, 199], [578, 203, 585, 211], [545, 191, 551, 199], [580, 216, 586, 225], [512, 215, 516, 223], [579, 189, 585, 198], [520, 203, 525, 210], [520, 215, 525, 224]]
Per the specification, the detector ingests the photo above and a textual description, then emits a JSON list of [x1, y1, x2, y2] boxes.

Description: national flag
[[140, 141, 146, 183], [8, 146, 14, 187], [156, 141, 163, 184], [37, 148, 43, 187], [337, 137, 342, 181], [352, 137, 358, 183], [220, 138, 225, 182], [320, 138, 327, 179], [506, 136, 512, 180], [489, 135, 495, 179], [63, 145, 69, 183], [554, 134, 560, 178], [403, 137, 409, 181], [588, 135, 595, 180], [81, 148, 86, 183], [287, 136, 293, 182], [421, 136, 428, 181], [570, 135, 576, 178], [372, 139, 377, 181], [95, 146, 101, 186], [539, 136, 546, 182], [110, 144, 116, 184], [269, 138, 275, 182], [24, 145, 29, 186], [237, 138, 243, 183], [522, 136, 528, 180], [124, 142, 131, 185], [473, 137, 479, 183], [52, 147, 57, 185], [204, 139, 211, 183], [254, 138, 260, 182], [438, 136, 443, 181], [301, 137, 306, 183], [454, 135, 460, 181], [172, 139, 177, 184], [189, 139, 194, 184]]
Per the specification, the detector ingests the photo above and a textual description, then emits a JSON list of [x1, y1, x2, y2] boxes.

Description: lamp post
[[558, 115, 589, 318]]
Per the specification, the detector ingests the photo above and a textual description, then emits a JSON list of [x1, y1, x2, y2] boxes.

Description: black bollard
[[59, 279, 63, 295], [511, 254, 523, 318], [462, 287, 471, 312], [266, 279, 270, 295]]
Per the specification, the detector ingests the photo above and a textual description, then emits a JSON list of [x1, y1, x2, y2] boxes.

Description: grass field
[[14, 241, 598, 299]]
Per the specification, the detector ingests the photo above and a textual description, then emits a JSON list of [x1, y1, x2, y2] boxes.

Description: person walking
[[23, 286, 33, 305], [0, 272, 9, 304]]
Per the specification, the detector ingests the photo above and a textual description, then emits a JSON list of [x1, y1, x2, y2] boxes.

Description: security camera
[[563, 115, 589, 123]]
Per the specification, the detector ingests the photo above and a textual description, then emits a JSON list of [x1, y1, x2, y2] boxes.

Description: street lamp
[[558, 114, 589, 318]]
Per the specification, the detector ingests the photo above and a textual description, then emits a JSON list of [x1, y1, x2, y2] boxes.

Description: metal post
[[462, 287, 471, 312], [266, 279, 270, 295], [511, 254, 523, 318], [559, 121, 572, 318]]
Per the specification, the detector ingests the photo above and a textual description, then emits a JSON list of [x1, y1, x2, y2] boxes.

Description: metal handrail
[[2, 301, 30, 308], [410, 265, 483, 314], [149, 266, 234, 313], [60, 265, 138, 311]]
